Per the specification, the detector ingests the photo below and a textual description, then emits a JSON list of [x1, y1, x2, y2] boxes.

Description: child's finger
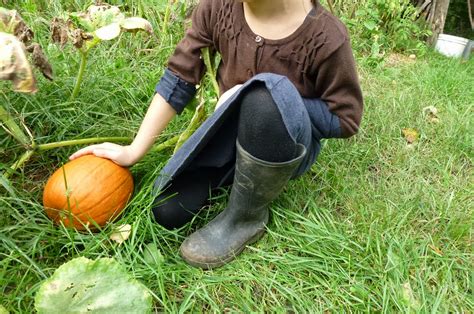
[[69, 145, 100, 160], [92, 148, 127, 166], [98, 142, 120, 150], [91, 148, 114, 159]]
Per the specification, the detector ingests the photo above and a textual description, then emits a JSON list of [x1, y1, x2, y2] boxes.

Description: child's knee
[[239, 82, 278, 123]]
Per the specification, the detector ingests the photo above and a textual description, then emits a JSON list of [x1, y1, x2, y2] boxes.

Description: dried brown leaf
[[423, 106, 440, 123], [50, 17, 69, 47], [71, 28, 84, 48], [27, 43, 53, 80], [110, 224, 132, 244], [428, 244, 443, 256], [13, 16, 33, 44]]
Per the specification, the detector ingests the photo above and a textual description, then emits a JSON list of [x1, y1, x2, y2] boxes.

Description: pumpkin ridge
[[85, 175, 133, 222], [70, 172, 133, 223], [91, 192, 132, 224], [58, 157, 126, 213], [56, 158, 108, 211]]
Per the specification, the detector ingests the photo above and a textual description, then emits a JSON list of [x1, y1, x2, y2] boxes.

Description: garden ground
[[1, 1, 473, 312]]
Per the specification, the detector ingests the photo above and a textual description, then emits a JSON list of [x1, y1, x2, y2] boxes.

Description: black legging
[[152, 82, 297, 229]]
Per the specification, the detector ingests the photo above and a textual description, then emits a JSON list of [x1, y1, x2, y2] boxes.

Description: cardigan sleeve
[[155, 69, 197, 114], [315, 38, 364, 138], [303, 98, 342, 139], [155, 0, 215, 114]]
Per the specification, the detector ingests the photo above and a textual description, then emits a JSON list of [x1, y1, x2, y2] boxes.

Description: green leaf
[[120, 17, 153, 34], [69, 13, 95, 32], [87, 5, 124, 29], [0, 304, 9, 314], [34, 257, 152, 314], [143, 243, 164, 266], [94, 23, 121, 41], [0, 172, 16, 196], [401, 282, 421, 310], [363, 20, 377, 31], [65, 5, 153, 49], [0, 104, 31, 146]]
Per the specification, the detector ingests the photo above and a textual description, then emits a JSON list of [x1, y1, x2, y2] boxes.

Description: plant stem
[[327, 0, 335, 15], [150, 135, 179, 152], [5, 150, 35, 179], [70, 51, 88, 100], [0, 104, 31, 147], [4, 137, 131, 179], [201, 47, 220, 97], [37, 137, 131, 151], [161, 0, 173, 35], [174, 102, 206, 153]]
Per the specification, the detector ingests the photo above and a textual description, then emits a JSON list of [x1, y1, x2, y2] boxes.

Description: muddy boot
[[180, 140, 306, 269]]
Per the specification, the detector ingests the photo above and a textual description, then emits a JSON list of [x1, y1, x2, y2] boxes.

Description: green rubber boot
[[180, 140, 306, 269]]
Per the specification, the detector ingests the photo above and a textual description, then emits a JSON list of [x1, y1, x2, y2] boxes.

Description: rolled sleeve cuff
[[155, 68, 197, 114], [303, 98, 342, 139]]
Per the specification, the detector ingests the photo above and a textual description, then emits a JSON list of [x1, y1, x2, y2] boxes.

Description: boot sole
[[180, 229, 266, 270]]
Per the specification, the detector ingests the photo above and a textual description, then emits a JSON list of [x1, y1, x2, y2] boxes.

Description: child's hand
[[69, 143, 137, 167]]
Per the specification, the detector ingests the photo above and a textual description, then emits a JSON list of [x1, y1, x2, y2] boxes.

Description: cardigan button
[[255, 35, 262, 43]]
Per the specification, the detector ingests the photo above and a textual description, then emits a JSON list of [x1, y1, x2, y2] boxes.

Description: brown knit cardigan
[[167, 0, 363, 137]]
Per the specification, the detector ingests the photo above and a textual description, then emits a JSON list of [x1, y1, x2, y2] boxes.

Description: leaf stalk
[[70, 51, 89, 100]]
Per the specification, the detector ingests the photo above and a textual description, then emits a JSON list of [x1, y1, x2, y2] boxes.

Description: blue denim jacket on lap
[[155, 68, 341, 139]]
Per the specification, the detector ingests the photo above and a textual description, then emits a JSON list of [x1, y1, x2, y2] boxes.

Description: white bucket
[[435, 34, 470, 58]]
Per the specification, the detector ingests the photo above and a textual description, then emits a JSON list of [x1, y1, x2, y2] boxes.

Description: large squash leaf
[[0, 7, 34, 43], [0, 7, 52, 80], [0, 32, 37, 93], [34, 257, 152, 314], [56, 4, 153, 49]]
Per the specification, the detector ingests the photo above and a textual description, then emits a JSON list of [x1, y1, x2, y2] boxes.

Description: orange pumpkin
[[43, 155, 134, 230]]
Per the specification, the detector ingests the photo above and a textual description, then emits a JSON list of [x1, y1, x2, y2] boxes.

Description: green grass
[[1, 1, 473, 313]]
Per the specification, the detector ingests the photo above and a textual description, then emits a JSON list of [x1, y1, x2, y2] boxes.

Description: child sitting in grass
[[70, 0, 363, 269]]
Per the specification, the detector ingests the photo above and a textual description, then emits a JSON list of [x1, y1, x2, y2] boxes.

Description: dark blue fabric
[[155, 68, 196, 114], [153, 73, 341, 192], [302, 98, 341, 138], [155, 69, 341, 138]]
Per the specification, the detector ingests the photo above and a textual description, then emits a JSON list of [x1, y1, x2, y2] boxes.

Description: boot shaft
[[229, 140, 306, 219]]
